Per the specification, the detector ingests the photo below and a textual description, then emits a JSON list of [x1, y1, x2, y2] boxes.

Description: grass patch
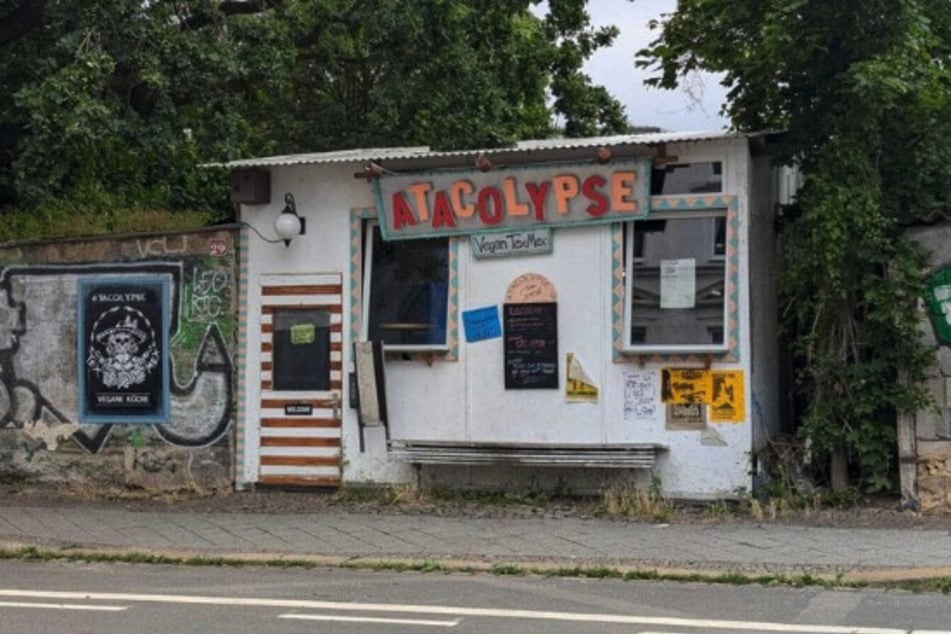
[[597, 481, 674, 522], [3, 545, 951, 593], [489, 563, 526, 576], [0, 205, 216, 243]]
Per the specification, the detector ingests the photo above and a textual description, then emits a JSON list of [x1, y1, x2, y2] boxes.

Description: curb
[[3, 539, 950, 588]]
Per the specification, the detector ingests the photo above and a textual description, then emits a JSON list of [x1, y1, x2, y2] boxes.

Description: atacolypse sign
[[373, 160, 650, 240], [78, 277, 169, 423]]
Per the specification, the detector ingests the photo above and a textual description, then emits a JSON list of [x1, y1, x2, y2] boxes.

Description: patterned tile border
[[234, 226, 249, 489]]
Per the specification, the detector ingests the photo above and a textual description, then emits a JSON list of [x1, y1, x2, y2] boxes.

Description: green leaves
[[0, 0, 625, 214], [639, 0, 949, 491]]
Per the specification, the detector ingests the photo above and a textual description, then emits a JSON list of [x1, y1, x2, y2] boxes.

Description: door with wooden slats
[[258, 273, 343, 487]]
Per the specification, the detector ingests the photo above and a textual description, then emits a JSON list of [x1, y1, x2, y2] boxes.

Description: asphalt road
[[1, 560, 950, 634]]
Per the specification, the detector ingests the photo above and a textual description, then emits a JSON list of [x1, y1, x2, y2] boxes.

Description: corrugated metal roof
[[219, 146, 432, 168], [215, 130, 755, 169]]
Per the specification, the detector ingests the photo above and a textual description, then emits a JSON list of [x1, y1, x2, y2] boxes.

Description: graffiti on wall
[[925, 265, 951, 346], [0, 260, 234, 455]]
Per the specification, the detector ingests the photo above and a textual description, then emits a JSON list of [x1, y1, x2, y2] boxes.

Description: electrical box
[[230, 169, 271, 205]]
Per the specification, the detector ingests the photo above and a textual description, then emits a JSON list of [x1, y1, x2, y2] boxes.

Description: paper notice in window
[[660, 258, 696, 309]]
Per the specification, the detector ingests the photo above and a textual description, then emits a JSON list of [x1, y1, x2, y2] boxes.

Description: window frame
[[361, 220, 451, 353], [622, 205, 732, 355]]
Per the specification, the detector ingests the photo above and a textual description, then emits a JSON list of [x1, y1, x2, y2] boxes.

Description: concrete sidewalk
[[2, 503, 951, 582]]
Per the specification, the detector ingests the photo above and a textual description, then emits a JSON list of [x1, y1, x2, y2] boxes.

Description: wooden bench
[[388, 441, 667, 469]]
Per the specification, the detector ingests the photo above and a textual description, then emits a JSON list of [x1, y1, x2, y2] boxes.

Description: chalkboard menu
[[503, 302, 558, 389]]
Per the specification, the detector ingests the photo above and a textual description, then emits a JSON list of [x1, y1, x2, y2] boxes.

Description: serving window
[[618, 160, 734, 353], [624, 211, 728, 351], [361, 222, 450, 350]]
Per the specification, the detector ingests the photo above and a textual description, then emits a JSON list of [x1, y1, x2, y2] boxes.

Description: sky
[[580, 0, 729, 132]]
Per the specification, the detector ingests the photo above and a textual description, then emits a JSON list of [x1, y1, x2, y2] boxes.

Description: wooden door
[[257, 273, 342, 487]]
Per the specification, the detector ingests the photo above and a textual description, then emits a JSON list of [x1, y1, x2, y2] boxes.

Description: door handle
[[330, 391, 342, 420]]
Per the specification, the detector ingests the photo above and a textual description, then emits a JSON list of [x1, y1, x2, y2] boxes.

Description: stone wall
[[906, 222, 951, 513], [0, 228, 238, 493]]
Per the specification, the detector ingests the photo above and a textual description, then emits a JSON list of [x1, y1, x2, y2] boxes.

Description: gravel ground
[[1, 482, 948, 530]]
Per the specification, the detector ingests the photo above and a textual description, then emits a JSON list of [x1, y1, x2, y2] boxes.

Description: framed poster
[[78, 277, 170, 423]]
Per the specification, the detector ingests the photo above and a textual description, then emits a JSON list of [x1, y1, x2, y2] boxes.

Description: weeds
[[598, 477, 674, 521], [3, 546, 950, 593]]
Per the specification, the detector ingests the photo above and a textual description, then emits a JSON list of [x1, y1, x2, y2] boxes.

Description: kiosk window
[[363, 223, 449, 349], [626, 212, 727, 350], [272, 309, 331, 391]]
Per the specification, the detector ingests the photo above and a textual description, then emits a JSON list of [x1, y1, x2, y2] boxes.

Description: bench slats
[[388, 442, 666, 469]]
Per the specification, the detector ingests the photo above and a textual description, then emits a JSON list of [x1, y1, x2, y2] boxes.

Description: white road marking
[[280, 613, 459, 627], [0, 600, 126, 612], [0, 589, 947, 634]]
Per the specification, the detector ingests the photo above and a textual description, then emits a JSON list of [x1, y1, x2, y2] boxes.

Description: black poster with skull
[[79, 278, 168, 422]]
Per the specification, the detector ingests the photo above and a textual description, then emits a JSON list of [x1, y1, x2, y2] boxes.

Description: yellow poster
[[709, 370, 745, 423], [661, 368, 712, 404], [566, 353, 598, 402]]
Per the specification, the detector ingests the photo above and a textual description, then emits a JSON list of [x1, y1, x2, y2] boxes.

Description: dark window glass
[[366, 225, 449, 347], [272, 309, 330, 390], [714, 216, 727, 257], [651, 162, 723, 195]]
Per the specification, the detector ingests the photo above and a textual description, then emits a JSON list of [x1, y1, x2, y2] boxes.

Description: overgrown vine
[[638, 0, 950, 491]]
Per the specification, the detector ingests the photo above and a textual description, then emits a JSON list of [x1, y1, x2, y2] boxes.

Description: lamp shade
[[274, 211, 302, 241]]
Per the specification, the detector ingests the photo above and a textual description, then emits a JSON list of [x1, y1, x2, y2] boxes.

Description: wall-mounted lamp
[[273, 193, 306, 247]]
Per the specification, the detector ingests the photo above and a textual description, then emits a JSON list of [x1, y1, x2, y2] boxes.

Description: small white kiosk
[[229, 131, 787, 499]]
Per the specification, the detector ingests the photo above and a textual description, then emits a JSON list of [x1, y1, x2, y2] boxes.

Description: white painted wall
[[238, 137, 777, 499]]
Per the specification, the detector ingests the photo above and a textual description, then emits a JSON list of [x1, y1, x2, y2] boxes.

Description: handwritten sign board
[[505, 273, 557, 303], [503, 302, 558, 389], [470, 229, 553, 259]]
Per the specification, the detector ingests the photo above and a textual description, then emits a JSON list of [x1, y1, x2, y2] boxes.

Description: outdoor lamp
[[274, 193, 306, 246]]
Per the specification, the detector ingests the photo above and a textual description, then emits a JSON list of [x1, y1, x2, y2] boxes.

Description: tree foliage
[[638, 0, 951, 491], [0, 0, 626, 215]]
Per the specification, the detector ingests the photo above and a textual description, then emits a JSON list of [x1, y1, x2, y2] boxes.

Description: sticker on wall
[[77, 277, 170, 424], [462, 305, 502, 342], [566, 353, 598, 402], [666, 402, 705, 431], [709, 370, 745, 423], [505, 272, 557, 303], [661, 368, 712, 404], [660, 258, 696, 309], [924, 266, 951, 345], [623, 369, 658, 422], [701, 426, 728, 446]]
